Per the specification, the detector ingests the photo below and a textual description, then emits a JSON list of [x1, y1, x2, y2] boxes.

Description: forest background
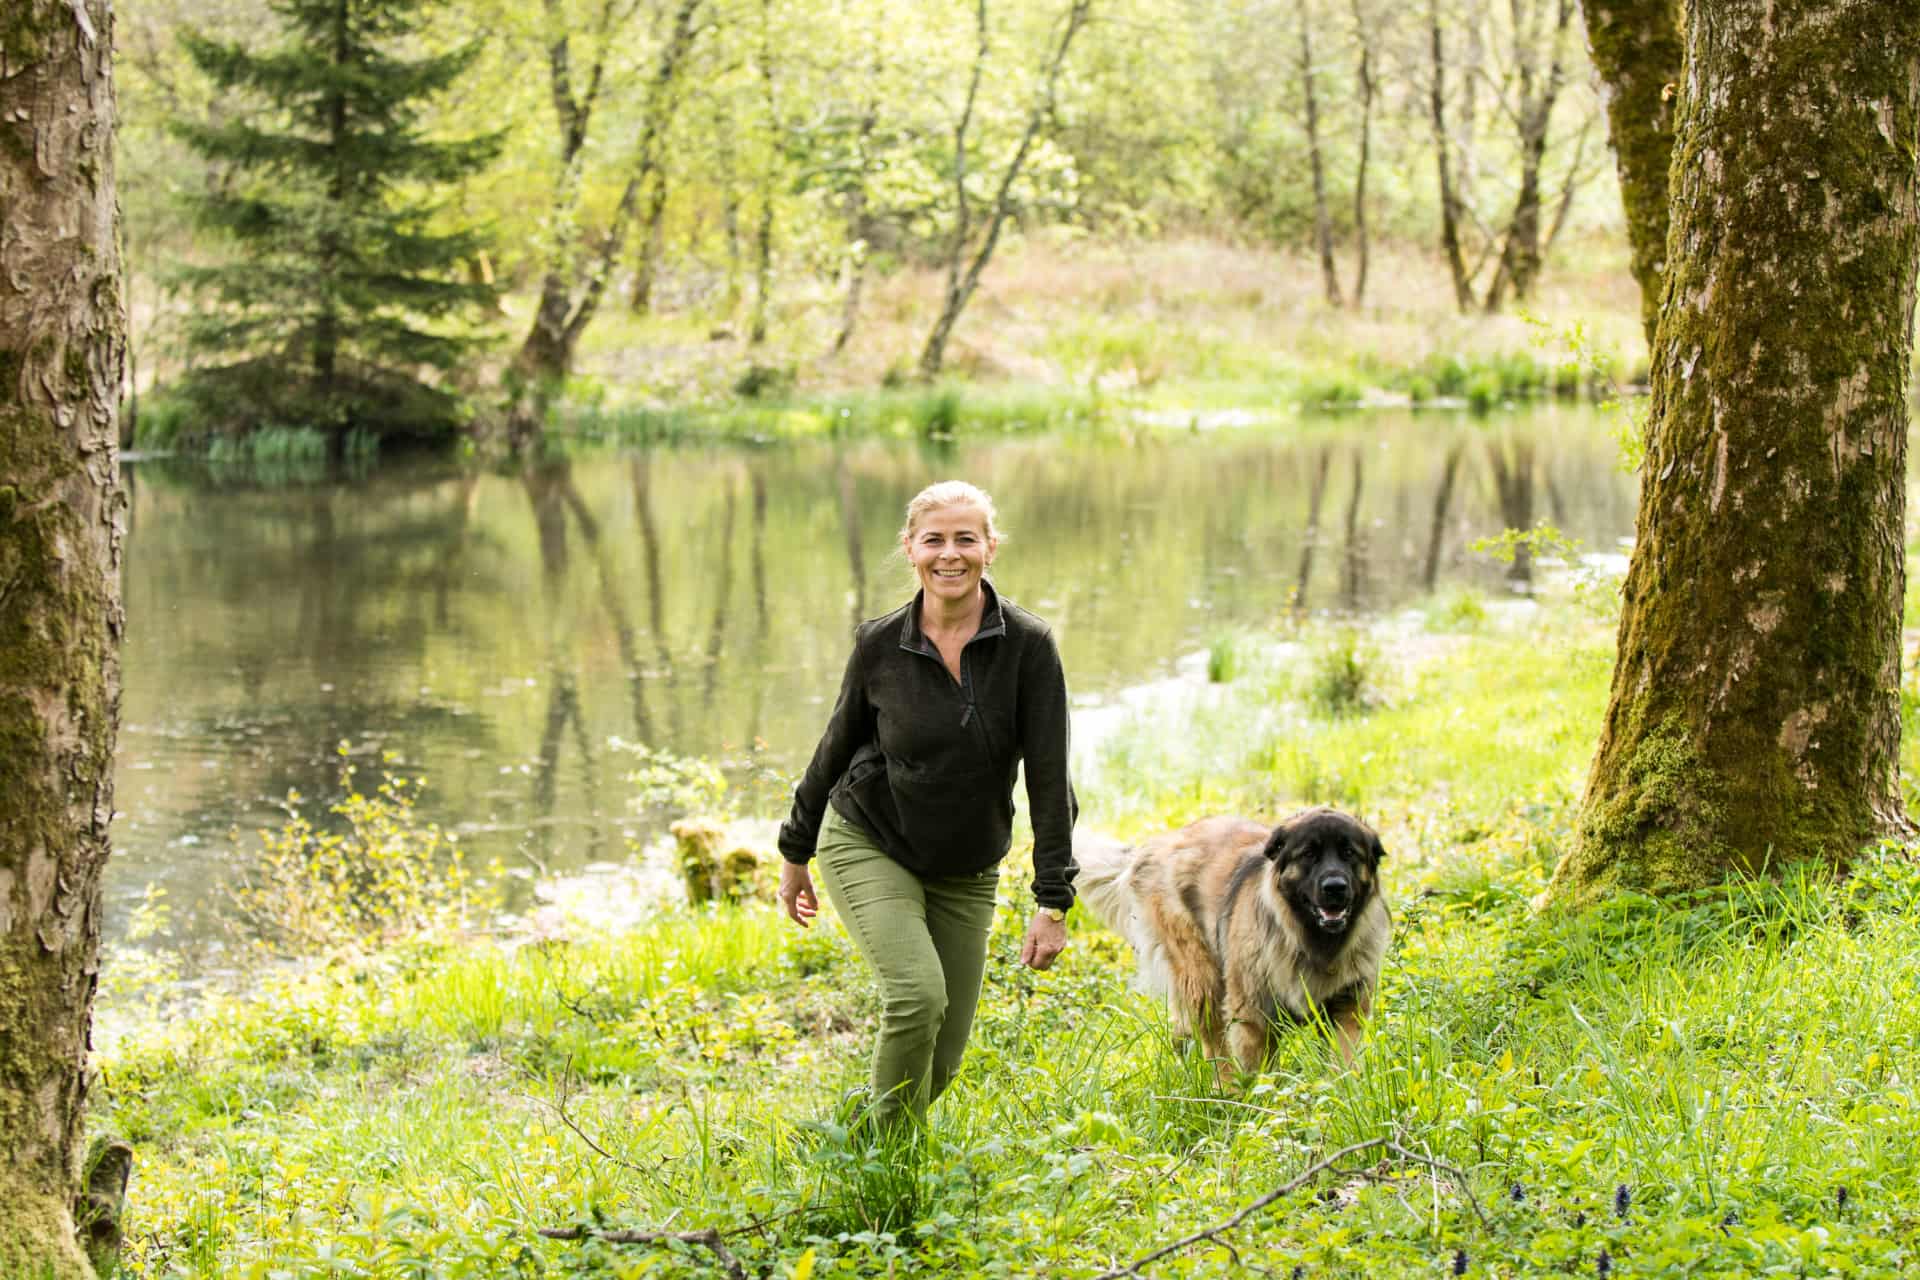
[[120, 0, 1641, 451]]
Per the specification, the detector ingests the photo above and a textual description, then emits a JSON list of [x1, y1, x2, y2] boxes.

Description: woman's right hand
[[779, 860, 818, 928]]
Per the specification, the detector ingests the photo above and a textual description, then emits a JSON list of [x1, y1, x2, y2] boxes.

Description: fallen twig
[[1093, 1137, 1486, 1278], [544, 1056, 652, 1176], [537, 1224, 747, 1279]]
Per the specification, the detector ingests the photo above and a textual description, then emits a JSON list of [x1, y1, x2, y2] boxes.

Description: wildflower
[[1613, 1183, 1631, 1220], [1596, 1246, 1612, 1276], [1452, 1248, 1469, 1275], [1835, 1185, 1849, 1212], [1510, 1182, 1525, 1204]]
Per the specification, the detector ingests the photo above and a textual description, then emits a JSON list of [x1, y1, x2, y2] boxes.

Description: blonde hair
[[898, 480, 1002, 545]]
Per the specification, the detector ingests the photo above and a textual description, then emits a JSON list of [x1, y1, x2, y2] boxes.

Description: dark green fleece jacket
[[776, 582, 1078, 909]]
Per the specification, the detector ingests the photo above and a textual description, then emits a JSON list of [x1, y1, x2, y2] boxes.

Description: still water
[[112, 407, 1637, 948]]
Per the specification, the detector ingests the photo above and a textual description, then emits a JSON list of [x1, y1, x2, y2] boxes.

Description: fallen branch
[[538, 1224, 746, 1279], [543, 1056, 653, 1176], [1093, 1138, 1486, 1279]]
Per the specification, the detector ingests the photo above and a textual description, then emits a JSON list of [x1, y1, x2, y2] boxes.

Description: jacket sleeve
[[1019, 626, 1078, 909], [777, 640, 872, 864]]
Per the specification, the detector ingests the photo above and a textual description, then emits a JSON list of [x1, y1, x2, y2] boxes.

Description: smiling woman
[[775, 479, 1078, 1130]]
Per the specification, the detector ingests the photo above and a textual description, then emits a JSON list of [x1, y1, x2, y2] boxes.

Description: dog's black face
[[1262, 808, 1384, 940]]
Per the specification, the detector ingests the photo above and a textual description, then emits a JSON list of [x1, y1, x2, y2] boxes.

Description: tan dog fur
[[1076, 810, 1389, 1078]]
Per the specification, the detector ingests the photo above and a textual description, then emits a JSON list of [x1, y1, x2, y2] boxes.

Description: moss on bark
[[0, 3, 125, 1276], [1552, 0, 1920, 906], [1582, 0, 1684, 351]]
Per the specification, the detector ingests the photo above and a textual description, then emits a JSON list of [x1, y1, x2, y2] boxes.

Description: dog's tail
[[1072, 830, 1136, 937]]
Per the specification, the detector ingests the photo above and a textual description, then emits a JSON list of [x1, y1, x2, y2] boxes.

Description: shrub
[[233, 745, 485, 953], [1425, 587, 1488, 632], [1207, 631, 1242, 684], [1305, 628, 1381, 717]]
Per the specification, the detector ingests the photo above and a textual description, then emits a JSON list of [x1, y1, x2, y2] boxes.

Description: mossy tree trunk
[[0, 3, 128, 1277], [1551, 0, 1920, 905], [1581, 0, 1684, 351]]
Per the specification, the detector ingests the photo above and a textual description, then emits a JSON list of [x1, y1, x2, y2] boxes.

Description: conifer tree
[[175, 0, 500, 440]]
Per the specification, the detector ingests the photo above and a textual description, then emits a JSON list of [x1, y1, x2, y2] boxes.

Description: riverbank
[[90, 593, 1920, 1277], [128, 235, 1651, 457]]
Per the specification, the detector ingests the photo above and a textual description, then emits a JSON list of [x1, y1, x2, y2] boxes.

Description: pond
[[111, 405, 1638, 952]]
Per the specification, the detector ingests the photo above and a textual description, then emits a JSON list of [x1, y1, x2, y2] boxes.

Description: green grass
[[91, 599, 1920, 1277]]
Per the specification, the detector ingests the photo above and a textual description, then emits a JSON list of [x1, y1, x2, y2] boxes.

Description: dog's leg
[[1330, 990, 1371, 1065], [1143, 893, 1229, 1067], [1222, 974, 1269, 1077]]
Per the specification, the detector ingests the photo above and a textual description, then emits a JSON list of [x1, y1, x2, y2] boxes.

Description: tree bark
[[1552, 0, 1920, 904], [1581, 0, 1684, 351], [0, 3, 129, 1276]]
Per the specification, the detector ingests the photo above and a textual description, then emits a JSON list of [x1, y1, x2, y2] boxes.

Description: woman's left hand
[[1020, 912, 1068, 971]]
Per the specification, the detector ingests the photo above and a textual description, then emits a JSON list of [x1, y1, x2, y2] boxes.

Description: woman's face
[[904, 502, 996, 607]]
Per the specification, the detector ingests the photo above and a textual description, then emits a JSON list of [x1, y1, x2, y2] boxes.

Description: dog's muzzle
[[1314, 874, 1353, 932]]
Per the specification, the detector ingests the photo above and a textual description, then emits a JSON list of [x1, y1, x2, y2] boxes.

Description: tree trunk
[[504, 0, 703, 451], [749, 0, 777, 347], [1484, 0, 1573, 312], [629, 181, 669, 314], [1300, 2, 1342, 309], [1348, 0, 1374, 308], [0, 3, 129, 1276], [1551, 0, 1920, 904], [1582, 0, 1684, 351], [918, 0, 1092, 379], [748, 194, 774, 346], [1428, 1, 1474, 312]]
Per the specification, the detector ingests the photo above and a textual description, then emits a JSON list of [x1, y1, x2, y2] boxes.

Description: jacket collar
[[899, 578, 1006, 654]]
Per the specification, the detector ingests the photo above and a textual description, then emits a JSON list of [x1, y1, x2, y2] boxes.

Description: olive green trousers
[[814, 805, 1000, 1124]]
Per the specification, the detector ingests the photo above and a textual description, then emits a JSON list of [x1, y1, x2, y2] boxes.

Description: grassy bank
[[92, 593, 1920, 1277], [130, 236, 1651, 455]]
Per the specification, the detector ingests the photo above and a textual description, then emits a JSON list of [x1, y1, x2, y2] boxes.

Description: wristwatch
[[1038, 906, 1067, 922]]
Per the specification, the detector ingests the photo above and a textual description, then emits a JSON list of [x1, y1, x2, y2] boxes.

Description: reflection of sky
[[111, 408, 1638, 952]]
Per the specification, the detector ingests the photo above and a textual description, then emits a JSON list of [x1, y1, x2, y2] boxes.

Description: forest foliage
[[117, 0, 1617, 438]]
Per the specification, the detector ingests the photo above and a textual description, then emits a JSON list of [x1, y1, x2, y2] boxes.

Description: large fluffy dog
[[1075, 808, 1389, 1075]]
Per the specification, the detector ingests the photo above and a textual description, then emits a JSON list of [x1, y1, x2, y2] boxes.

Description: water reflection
[[113, 408, 1638, 946]]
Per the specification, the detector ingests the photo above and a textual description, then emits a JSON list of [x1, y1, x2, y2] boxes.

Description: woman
[[776, 480, 1077, 1126]]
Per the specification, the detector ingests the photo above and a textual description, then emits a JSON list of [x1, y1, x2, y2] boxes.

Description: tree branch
[[538, 1224, 747, 1279], [1092, 1138, 1487, 1279]]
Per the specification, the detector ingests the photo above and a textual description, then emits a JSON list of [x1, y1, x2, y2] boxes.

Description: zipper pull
[[961, 703, 974, 726]]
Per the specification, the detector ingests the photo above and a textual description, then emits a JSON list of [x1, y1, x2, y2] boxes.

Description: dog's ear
[[1261, 823, 1293, 863], [1367, 830, 1387, 866]]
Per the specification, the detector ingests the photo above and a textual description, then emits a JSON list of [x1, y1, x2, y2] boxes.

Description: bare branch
[[1092, 1138, 1486, 1279], [543, 1058, 653, 1176], [538, 1224, 747, 1279]]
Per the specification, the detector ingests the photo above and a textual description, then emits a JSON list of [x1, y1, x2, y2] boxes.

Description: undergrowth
[[90, 600, 1920, 1277]]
